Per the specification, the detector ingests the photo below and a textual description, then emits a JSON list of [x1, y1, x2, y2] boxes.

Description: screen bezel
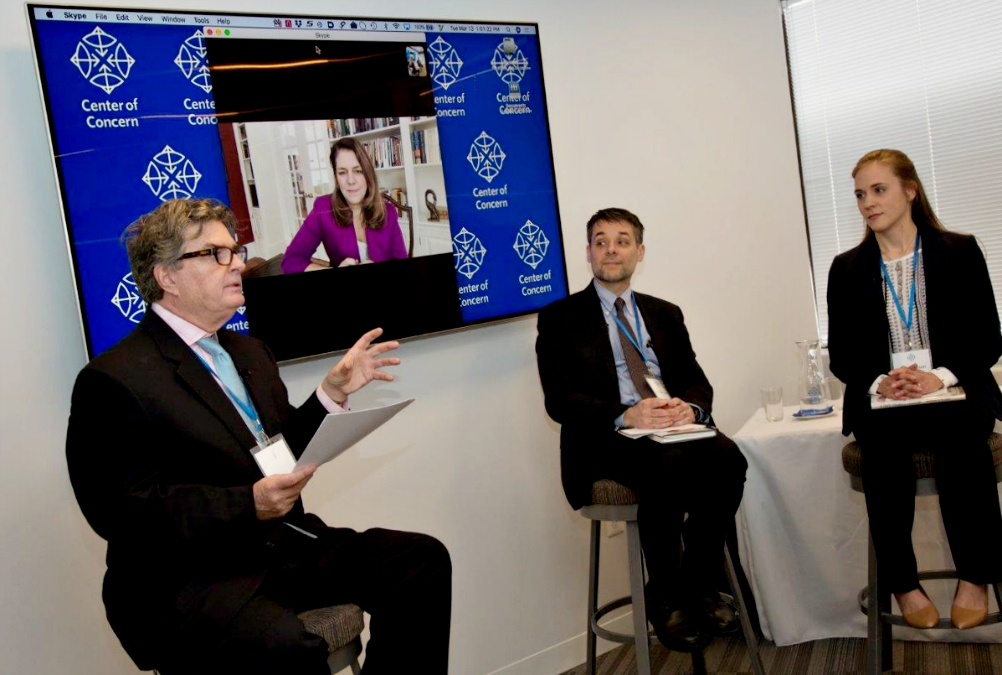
[[26, 4, 569, 361]]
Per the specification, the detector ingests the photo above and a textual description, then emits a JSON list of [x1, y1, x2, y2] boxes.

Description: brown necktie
[[615, 297, 656, 400]]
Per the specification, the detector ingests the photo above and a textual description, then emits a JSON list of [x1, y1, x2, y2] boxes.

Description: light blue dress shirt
[[592, 280, 709, 427]]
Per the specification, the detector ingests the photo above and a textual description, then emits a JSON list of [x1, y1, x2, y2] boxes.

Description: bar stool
[[298, 604, 365, 674], [842, 434, 1002, 675], [152, 603, 364, 675], [581, 479, 766, 675]]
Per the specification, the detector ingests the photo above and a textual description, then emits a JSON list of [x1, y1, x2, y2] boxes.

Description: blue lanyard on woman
[[612, 293, 649, 367], [194, 353, 268, 445], [879, 232, 920, 347]]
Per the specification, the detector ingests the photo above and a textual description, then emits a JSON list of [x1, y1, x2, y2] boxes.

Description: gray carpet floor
[[559, 637, 1002, 674]]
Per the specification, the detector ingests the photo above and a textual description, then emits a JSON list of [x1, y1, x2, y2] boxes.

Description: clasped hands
[[254, 327, 400, 520], [623, 397, 694, 429], [876, 363, 943, 400]]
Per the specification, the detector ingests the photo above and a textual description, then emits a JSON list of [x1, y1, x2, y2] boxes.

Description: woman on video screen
[[281, 137, 408, 273]]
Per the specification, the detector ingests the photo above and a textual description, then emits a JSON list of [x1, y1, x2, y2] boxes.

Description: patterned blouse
[[882, 248, 929, 353]]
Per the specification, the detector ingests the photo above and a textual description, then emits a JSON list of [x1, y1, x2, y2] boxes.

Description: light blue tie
[[197, 336, 264, 442], [197, 336, 249, 402]]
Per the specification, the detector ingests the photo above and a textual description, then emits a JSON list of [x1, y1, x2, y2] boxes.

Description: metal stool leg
[[994, 581, 1002, 620], [879, 584, 892, 672], [586, 519, 601, 675], [724, 543, 766, 675], [626, 520, 652, 675], [865, 529, 889, 675], [690, 649, 708, 675]]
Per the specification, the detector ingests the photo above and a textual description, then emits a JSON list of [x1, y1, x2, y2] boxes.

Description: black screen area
[[243, 254, 461, 361], [207, 38, 435, 122]]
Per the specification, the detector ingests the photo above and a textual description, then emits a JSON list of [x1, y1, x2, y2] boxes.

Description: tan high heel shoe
[[951, 583, 989, 630], [899, 588, 939, 629]]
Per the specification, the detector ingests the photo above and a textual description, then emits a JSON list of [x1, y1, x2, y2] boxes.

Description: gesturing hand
[[253, 465, 317, 520], [321, 327, 401, 404]]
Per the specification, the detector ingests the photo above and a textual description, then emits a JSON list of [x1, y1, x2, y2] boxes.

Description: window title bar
[[31, 7, 537, 35]]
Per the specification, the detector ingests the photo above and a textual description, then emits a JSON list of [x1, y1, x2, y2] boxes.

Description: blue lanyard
[[612, 293, 649, 367], [194, 353, 268, 445], [879, 233, 920, 336]]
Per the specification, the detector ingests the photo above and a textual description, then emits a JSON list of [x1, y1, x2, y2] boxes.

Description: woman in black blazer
[[827, 149, 1002, 630]]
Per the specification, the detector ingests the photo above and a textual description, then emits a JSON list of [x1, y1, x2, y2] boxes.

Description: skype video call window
[[27, 5, 569, 361]]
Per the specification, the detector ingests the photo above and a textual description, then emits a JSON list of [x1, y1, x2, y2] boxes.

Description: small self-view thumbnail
[[406, 46, 427, 77]]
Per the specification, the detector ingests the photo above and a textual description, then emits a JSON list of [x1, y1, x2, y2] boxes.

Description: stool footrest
[[591, 594, 657, 645], [858, 570, 1002, 628]]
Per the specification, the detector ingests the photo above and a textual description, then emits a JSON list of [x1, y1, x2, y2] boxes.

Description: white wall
[[0, 1, 817, 674]]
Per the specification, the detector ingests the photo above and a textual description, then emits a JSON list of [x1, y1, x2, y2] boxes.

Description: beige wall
[[0, 0, 817, 673]]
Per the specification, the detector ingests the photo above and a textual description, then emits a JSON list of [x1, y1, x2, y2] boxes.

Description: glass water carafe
[[796, 339, 828, 413]]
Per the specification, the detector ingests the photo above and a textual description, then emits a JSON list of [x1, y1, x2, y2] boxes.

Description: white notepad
[[294, 398, 415, 470], [870, 386, 966, 410], [619, 424, 718, 444]]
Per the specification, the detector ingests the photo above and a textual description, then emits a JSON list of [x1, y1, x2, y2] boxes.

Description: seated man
[[66, 198, 451, 675], [535, 207, 747, 651]]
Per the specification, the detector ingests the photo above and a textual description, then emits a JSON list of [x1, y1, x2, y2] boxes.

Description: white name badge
[[891, 348, 933, 371], [645, 375, 671, 400], [250, 434, 297, 477]]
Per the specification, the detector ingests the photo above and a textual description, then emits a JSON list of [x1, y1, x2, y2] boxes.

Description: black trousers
[[592, 431, 748, 604], [164, 527, 452, 675], [854, 398, 1002, 593]]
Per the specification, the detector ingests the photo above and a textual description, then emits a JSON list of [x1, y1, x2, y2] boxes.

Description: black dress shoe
[[697, 592, 739, 636], [647, 605, 712, 653]]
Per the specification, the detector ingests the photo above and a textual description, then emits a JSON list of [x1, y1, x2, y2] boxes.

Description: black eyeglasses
[[177, 245, 249, 266]]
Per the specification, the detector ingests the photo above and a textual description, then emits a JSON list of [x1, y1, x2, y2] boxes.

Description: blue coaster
[[792, 406, 835, 419]]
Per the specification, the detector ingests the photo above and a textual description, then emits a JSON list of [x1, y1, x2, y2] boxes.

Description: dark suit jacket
[[66, 311, 329, 669], [827, 226, 1002, 436], [536, 283, 714, 509]]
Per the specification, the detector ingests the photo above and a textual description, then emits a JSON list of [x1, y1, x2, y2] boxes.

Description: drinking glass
[[824, 377, 843, 410], [761, 387, 784, 422]]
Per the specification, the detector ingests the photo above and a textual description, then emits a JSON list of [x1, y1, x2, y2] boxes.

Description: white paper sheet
[[294, 398, 415, 470], [617, 424, 717, 443], [618, 423, 711, 438]]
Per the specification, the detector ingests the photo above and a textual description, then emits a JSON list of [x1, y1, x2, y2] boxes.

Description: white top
[[868, 249, 957, 395]]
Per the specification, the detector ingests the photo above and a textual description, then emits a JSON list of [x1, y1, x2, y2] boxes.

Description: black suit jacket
[[66, 311, 329, 669], [827, 226, 1002, 436], [536, 283, 714, 509]]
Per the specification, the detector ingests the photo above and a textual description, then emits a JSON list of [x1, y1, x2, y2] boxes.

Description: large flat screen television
[[27, 4, 568, 361]]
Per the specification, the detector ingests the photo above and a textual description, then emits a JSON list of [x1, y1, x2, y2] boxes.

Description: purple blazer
[[281, 194, 408, 273]]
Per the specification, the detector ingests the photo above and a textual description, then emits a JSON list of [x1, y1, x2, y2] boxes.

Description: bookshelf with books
[[404, 116, 451, 255], [329, 117, 400, 138]]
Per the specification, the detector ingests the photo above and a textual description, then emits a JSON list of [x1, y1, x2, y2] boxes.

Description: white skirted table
[[733, 405, 1002, 646]]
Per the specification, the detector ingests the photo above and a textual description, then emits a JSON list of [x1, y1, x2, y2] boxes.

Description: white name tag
[[891, 348, 933, 371], [645, 375, 671, 400], [250, 434, 297, 476]]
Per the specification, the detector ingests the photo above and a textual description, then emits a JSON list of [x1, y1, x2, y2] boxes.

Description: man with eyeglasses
[[65, 199, 452, 675], [536, 208, 748, 653]]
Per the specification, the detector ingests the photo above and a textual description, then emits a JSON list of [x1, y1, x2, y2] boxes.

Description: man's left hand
[[321, 327, 401, 404], [664, 398, 695, 426]]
